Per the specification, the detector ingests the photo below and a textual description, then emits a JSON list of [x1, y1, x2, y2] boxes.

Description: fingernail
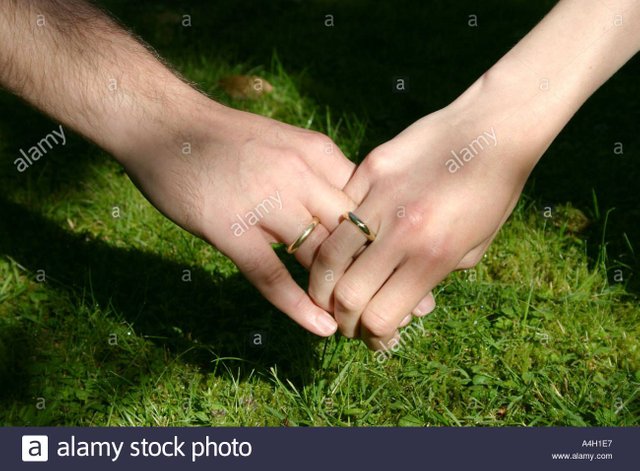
[[412, 296, 435, 316], [315, 313, 338, 336]]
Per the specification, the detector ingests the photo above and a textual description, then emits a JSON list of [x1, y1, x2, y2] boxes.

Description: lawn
[[0, 0, 638, 426]]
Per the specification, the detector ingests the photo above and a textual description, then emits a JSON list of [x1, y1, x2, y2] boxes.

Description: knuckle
[[244, 258, 289, 288], [395, 203, 426, 234], [283, 154, 313, 185], [241, 253, 269, 277], [316, 235, 346, 267], [297, 131, 337, 160], [262, 264, 290, 288], [280, 148, 307, 170], [362, 307, 394, 338], [421, 233, 455, 264], [334, 280, 366, 313], [288, 291, 309, 315], [363, 146, 394, 179], [311, 132, 335, 150]]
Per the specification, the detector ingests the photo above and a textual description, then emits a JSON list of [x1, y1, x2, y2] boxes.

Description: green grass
[[0, 0, 639, 426]]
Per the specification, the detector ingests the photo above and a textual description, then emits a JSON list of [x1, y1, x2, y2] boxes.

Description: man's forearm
[[0, 0, 216, 162]]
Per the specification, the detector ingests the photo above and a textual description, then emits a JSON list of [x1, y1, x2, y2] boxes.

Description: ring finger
[[261, 203, 331, 269], [308, 201, 382, 311]]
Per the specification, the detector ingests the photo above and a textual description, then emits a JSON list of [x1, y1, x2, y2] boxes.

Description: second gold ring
[[343, 211, 376, 242]]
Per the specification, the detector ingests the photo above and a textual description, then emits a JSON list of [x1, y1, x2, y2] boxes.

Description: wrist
[[445, 59, 565, 174], [446, 0, 640, 174], [111, 83, 228, 168]]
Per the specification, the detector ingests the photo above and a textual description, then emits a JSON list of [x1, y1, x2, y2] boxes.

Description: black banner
[[5, 427, 638, 470]]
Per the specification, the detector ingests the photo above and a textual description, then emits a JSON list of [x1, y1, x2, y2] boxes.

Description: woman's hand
[[308, 92, 547, 349], [122, 101, 356, 337], [308, 0, 640, 350]]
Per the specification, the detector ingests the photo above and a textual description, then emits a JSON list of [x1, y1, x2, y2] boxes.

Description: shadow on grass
[[0, 92, 102, 199], [0, 324, 34, 403], [0, 195, 322, 402]]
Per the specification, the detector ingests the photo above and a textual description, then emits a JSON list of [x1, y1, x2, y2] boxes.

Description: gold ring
[[287, 217, 320, 254], [343, 211, 376, 241]]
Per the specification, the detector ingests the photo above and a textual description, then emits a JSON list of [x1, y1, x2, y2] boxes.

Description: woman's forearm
[[450, 0, 640, 170]]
